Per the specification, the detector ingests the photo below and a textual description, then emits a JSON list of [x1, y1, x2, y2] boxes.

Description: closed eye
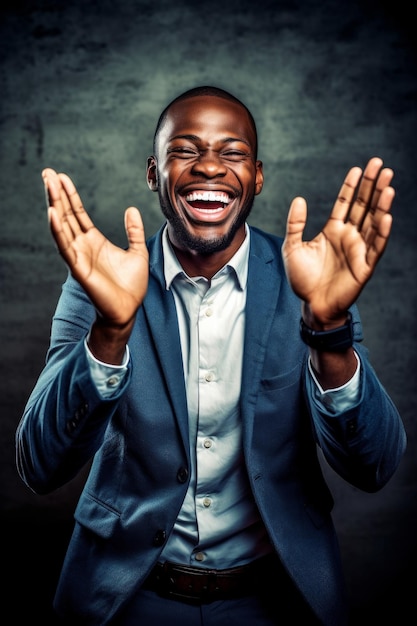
[[221, 150, 250, 161], [168, 147, 197, 156]]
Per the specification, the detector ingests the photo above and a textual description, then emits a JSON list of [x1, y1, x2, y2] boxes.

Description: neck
[[168, 227, 246, 280], [172, 247, 230, 280]]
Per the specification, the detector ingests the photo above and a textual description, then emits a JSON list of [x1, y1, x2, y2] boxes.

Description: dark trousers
[[117, 588, 323, 625], [112, 558, 321, 625]]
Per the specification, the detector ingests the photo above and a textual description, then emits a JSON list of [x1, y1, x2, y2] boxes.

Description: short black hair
[[153, 85, 258, 158]]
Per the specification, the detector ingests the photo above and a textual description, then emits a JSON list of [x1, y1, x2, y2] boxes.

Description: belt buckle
[[164, 564, 219, 604], [201, 570, 219, 603]]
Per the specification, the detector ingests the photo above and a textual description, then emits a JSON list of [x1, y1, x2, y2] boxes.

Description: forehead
[[157, 95, 256, 149]]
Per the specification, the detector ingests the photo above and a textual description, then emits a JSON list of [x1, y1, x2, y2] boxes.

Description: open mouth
[[185, 190, 231, 212]]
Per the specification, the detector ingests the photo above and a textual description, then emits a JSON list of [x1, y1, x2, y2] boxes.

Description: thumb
[[284, 197, 307, 247], [124, 207, 146, 251]]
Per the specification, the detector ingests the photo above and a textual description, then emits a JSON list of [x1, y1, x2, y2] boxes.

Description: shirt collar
[[162, 224, 250, 291]]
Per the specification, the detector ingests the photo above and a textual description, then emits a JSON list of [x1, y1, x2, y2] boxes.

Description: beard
[[158, 193, 255, 255]]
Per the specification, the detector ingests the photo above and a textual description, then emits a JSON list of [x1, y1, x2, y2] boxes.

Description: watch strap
[[299, 312, 353, 352]]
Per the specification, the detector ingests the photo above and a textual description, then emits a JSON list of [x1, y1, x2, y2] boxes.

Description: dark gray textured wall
[[1, 0, 416, 622]]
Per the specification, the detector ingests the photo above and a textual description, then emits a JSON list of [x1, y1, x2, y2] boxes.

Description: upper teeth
[[186, 191, 230, 203]]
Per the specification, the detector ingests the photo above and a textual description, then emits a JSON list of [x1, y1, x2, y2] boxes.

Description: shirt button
[[205, 308, 213, 317], [195, 552, 205, 562], [203, 438, 212, 449], [107, 375, 119, 387], [321, 394, 333, 408], [205, 371, 214, 382], [203, 497, 212, 507]]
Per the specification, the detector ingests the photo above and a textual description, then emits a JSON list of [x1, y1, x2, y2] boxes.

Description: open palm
[[282, 158, 395, 324], [43, 168, 149, 328]]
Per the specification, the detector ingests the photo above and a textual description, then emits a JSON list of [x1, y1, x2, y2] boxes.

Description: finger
[[42, 168, 57, 208], [124, 207, 146, 251], [42, 168, 67, 213], [330, 166, 363, 222], [365, 211, 393, 270], [284, 197, 307, 247], [360, 168, 395, 241], [42, 169, 80, 245], [369, 166, 394, 213], [363, 185, 395, 247], [42, 169, 74, 245], [347, 157, 384, 227], [59, 173, 95, 235], [47, 205, 77, 265]]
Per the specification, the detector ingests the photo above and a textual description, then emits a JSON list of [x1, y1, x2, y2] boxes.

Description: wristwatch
[[299, 312, 353, 352]]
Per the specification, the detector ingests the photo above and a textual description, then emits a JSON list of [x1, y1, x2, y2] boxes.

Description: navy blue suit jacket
[[16, 225, 406, 625]]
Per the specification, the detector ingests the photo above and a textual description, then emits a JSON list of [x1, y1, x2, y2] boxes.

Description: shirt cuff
[[84, 337, 130, 398], [308, 351, 361, 413]]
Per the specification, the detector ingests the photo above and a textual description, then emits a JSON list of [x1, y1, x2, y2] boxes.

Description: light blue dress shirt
[[85, 224, 360, 569]]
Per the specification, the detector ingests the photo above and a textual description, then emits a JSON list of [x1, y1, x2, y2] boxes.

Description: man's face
[[147, 95, 263, 256]]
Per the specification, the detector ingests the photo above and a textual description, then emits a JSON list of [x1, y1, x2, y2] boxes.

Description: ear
[[146, 156, 158, 191], [254, 160, 264, 195]]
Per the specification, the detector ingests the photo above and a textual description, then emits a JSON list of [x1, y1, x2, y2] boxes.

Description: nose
[[192, 150, 227, 178]]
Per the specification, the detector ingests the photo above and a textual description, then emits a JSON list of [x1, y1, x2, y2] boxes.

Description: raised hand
[[282, 157, 394, 327], [43, 168, 149, 330]]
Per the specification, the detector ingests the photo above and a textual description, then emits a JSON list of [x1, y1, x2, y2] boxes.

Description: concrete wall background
[[1, 0, 416, 622]]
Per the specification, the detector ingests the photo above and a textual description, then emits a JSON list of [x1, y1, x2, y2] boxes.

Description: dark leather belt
[[142, 554, 277, 604]]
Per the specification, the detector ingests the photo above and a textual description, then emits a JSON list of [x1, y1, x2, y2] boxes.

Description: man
[[16, 86, 406, 625]]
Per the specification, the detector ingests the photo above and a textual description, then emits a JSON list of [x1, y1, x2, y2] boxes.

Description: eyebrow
[[169, 134, 251, 148]]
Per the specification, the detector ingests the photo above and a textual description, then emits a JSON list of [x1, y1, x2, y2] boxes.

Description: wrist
[[300, 312, 354, 352], [88, 316, 134, 365], [301, 303, 351, 331]]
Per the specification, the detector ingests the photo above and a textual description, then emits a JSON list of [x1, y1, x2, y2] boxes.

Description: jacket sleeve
[[304, 341, 407, 493], [15, 274, 131, 495]]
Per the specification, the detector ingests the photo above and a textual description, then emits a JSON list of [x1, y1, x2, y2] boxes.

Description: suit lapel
[[241, 229, 283, 445], [142, 230, 190, 451]]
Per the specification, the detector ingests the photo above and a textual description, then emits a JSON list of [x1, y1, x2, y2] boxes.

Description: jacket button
[[177, 467, 189, 483], [153, 530, 166, 546], [346, 419, 357, 435], [65, 419, 78, 434]]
